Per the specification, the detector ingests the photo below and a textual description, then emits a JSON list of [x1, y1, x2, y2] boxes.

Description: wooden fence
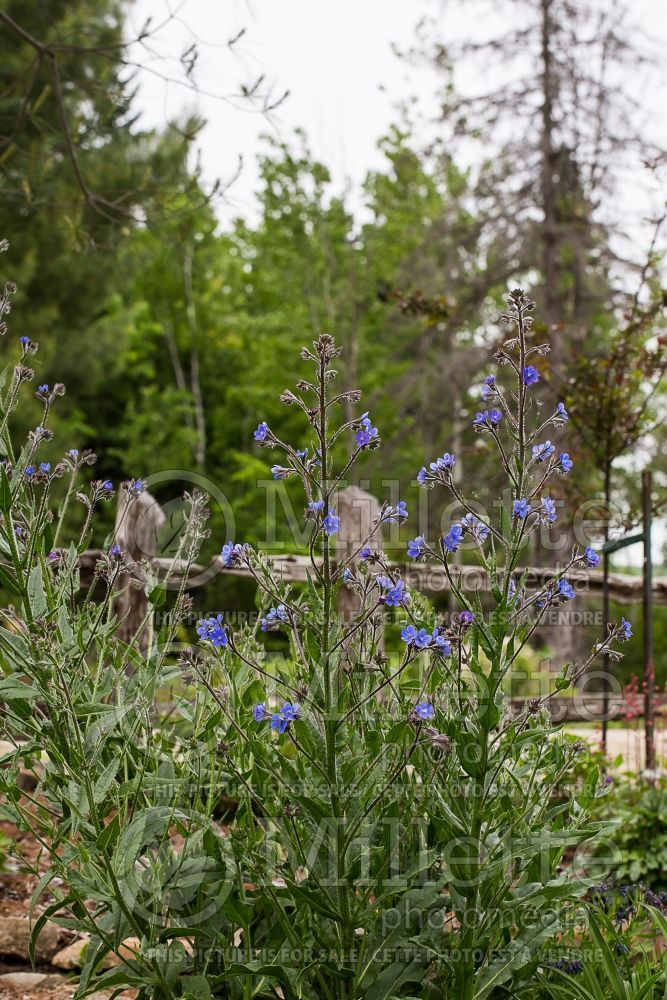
[[82, 487, 666, 721]]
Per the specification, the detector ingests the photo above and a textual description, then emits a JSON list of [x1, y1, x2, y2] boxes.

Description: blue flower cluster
[[585, 546, 600, 567], [413, 702, 435, 720], [401, 626, 452, 655], [385, 500, 408, 523], [443, 523, 464, 553], [550, 958, 584, 975], [473, 408, 502, 431], [377, 576, 409, 607], [355, 412, 379, 448], [460, 513, 490, 543], [221, 540, 245, 567], [261, 604, 290, 632], [417, 452, 455, 487], [196, 614, 228, 648], [253, 701, 300, 733], [407, 535, 425, 559], [323, 510, 341, 535], [306, 499, 341, 535], [532, 440, 555, 462], [480, 374, 496, 400], [513, 497, 558, 523]]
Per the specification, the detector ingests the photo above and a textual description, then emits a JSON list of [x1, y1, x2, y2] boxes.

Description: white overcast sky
[[128, 0, 437, 222], [128, 0, 667, 228], [127, 0, 666, 563]]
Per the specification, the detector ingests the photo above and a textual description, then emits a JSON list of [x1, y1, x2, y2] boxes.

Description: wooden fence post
[[113, 490, 165, 655], [335, 485, 383, 641]]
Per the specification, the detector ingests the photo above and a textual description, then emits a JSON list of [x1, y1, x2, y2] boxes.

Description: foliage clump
[[0, 250, 642, 999]]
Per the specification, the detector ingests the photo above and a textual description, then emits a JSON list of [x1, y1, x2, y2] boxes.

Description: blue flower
[[378, 576, 409, 607], [522, 365, 540, 386], [39, 462, 51, 474], [620, 617, 633, 639], [343, 568, 352, 582], [253, 703, 269, 722], [432, 629, 452, 655], [360, 545, 372, 559], [270, 714, 290, 734], [309, 499, 325, 512], [430, 453, 455, 472], [585, 546, 600, 567], [414, 702, 435, 721], [38, 384, 49, 394], [67, 449, 79, 458], [558, 580, 575, 601], [540, 497, 557, 523], [196, 614, 228, 647], [481, 375, 496, 400], [560, 453, 573, 472], [103, 480, 113, 491], [110, 544, 122, 557], [19, 336, 29, 346], [532, 440, 555, 462], [418, 453, 455, 485], [131, 479, 144, 494], [459, 610, 474, 626], [473, 409, 502, 429], [270, 702, 300, 733], [271, 465, 289, 480], [322, 510, 341, 535], [295, 447, 308, 461], [221, 540, 244, 567], [254, 421, 269, 442], [551, 958, 584, 975], [25, 466, 35, 478], [407, 536, 424, 559], [386, 500, 408, 523], [414, 628, 432, 649], [355, 412, 379, 447], [443, 523, 463, 553], [261, 605, 290, 631], [401, 625, 418, 644], [460, 513, 490, 543], [556, 401, 569, 421], [513, 498, 531, 519]]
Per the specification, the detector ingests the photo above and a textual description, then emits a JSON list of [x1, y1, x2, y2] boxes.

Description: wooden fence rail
[[80, 549, 667, 604], [76, 487, 667, 656], [74, 488, 667, 720]]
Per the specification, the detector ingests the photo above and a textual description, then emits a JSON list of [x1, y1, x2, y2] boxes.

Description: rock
[[51, 938, 88, 969], [0, 971, 48, 988], [102, 937, 141, 967], [52, 935, 142, 971], [0, 915, 60, 961]]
